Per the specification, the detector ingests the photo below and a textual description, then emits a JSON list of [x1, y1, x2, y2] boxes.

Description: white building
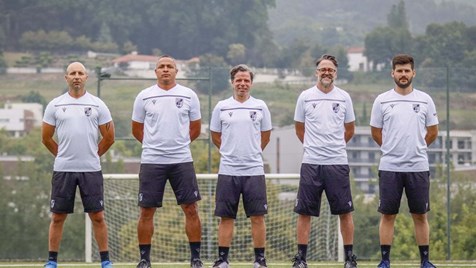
[[347, 47, 370, 72], [0, 102, 43, 137]]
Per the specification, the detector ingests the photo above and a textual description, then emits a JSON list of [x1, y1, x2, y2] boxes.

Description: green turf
[[1, 261, 476, 268]]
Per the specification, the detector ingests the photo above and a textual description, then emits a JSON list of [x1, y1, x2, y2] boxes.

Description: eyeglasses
[[317, 68, 336, 74]]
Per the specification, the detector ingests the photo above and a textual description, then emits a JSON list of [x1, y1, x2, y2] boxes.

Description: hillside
[[268, 0, 476, 47]]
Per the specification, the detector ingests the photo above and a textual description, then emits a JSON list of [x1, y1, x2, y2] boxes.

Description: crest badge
[[250, 111, 257, 121], [413, 104, 420, 113], [332, 103, 340, 113], [175, 98, 183, 108], [84, 107, 92, 116]]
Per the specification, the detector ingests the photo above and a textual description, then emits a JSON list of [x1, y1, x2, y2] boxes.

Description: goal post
[[86, 173, 343, 262]]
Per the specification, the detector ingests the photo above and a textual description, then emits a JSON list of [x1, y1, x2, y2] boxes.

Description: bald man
[[42, 62, 115, 268]]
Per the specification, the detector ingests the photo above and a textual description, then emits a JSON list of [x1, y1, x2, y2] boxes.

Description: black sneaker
[[421, 260, 436, 268], [254, 256, 268, 268], [291, 254, 307, 268], [212, 257, 229, 268], [136, 259, 151, 268], [190, 258, 203, 268], [344, 254, 357, 268]]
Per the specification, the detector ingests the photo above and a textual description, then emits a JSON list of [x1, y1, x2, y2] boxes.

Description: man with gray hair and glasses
[[292, 54, 357, 268]]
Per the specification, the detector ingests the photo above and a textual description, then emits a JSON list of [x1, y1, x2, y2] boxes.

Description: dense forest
[[0, 0, 475, 70]]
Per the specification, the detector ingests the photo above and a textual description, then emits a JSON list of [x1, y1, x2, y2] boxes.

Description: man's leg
[[89, 211, 108, 251], [182, 202, 202, 266], [250, 215, 266, 248], [181, 202, 202, 242], [339, 212, 354, 245], [49, 213, 68, 252], [250, 215, 266, 266], [412, 213, 431, 265], [137, 207, 156, 263], [379, 214, 396, 266], [138, 207, 156, 243]]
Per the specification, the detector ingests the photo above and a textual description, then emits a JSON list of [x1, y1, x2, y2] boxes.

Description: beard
[[394, 76, 412, 88], [319, 76, 334, 88]]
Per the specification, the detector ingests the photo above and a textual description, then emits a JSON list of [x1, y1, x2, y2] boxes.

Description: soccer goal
[[85, 174, 342, 263]]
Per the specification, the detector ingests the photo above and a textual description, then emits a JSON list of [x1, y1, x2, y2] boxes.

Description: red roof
[[347, 47, 365, 54]]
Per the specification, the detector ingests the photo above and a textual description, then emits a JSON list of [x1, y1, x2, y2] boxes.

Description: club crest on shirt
[[312, 103, 317, 108], [332, 103, 340, 113], [175, 98, 183, 108], [228, 111, 233, 117], [84, 107, 92, 116], [413, 104, 420, 113], [62, 107, 67, 112], [250, 111, 257, 121], [152, 99, 157, 105]]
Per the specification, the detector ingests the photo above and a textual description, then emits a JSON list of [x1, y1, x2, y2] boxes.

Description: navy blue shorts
[[138, 162, 201, 208], [50, 171, 104, 214], [214, 175, 268, 219], [294, 164, 354, 216], [378, 171, 430, 214]]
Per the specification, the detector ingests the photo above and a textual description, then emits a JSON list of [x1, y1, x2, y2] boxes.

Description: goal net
[[88, 174, 340, 263]]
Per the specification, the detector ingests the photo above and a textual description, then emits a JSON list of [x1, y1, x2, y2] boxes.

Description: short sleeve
[[369, 96, 383, 128], [97, 99, 112, 125], [189, 91, 201, 121], [426, 95, 438, 126], [261, 102, 272, 131], [294, 93, 305, 123], [344, 93, 355, 123], [209, 102, 222, 132], [131, 93, 145, 123], [43, 101, 56, 126]]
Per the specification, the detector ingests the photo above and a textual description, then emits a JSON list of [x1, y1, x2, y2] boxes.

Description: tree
[[364, 0, 413, 70], [21, 90, 47, 107], [185, 53, 230, 94], [387, 0, 409, 29], [226, 43, 246, 65]]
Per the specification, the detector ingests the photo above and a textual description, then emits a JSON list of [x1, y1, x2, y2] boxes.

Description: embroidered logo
[[84, 107, 92, 116], [175, 98, 183, 108], [413, 104, 420, 113], [332, 103, 340, 113], [250, 111, 257, 121], [228, 112, 233, 117], [50, 200, 55, 208], [312, 103, 317, 108], [62, 107, 67, 112], [152, 99, 157, 105], [138, 193, 143, 202]]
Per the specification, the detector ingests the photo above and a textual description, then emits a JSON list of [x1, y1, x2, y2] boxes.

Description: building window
[[369, 152, 375, 161], [457, 140, 466, 149]]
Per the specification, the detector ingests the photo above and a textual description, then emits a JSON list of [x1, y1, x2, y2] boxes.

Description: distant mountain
[[268, 0, 476, 47]]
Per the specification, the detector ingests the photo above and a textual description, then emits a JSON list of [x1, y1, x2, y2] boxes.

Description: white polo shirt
[[370, 88, 438, 172], [132, 83, 201, 164], [294, 85, 355, 165], [210, 96, 272, 176], [43, 91, 112, 172]]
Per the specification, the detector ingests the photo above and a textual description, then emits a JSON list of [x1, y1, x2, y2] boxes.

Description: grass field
[[1, 261, 476, 268]]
